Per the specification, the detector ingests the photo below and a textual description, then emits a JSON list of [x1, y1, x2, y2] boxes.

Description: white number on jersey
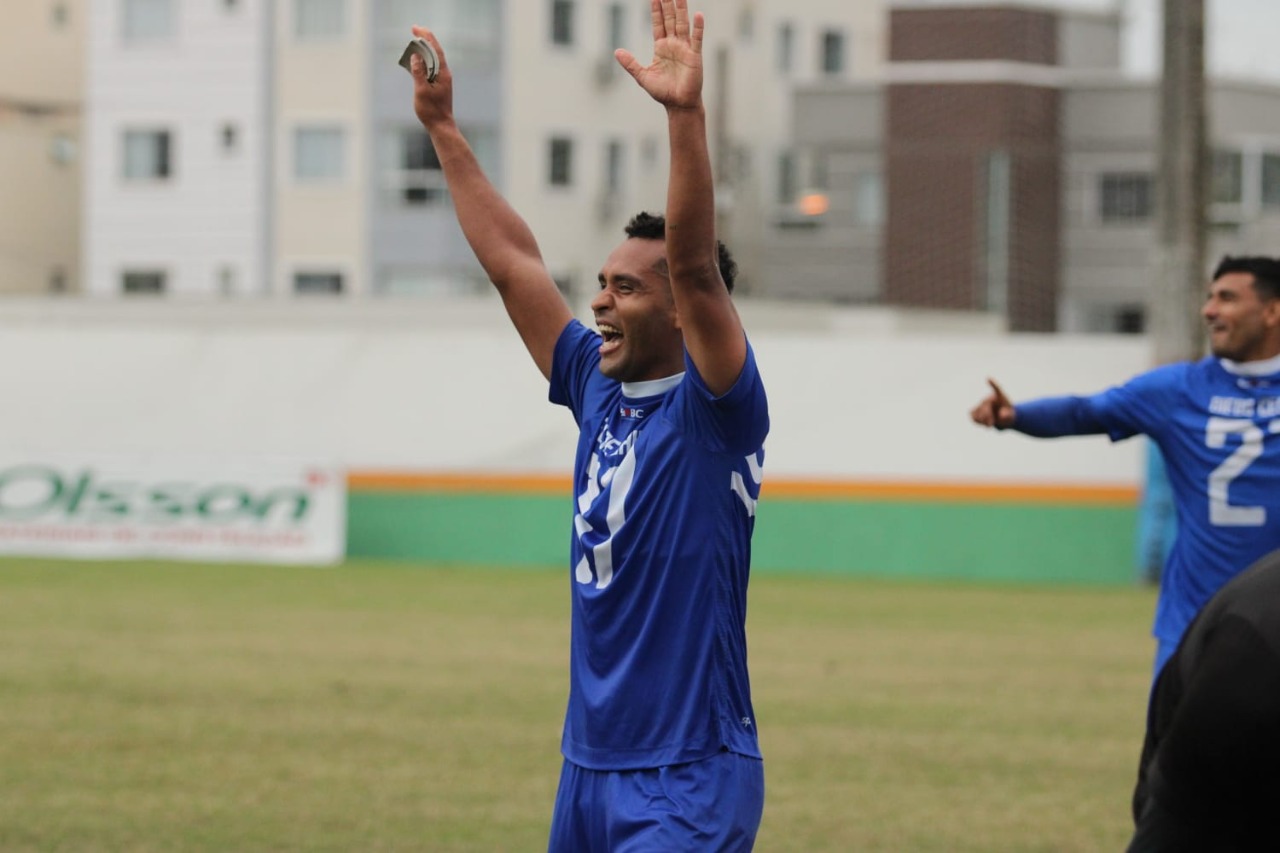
[[731, 451, 765, 517], [573, 449, 636, 590], [1205, 416, 1280, 526]]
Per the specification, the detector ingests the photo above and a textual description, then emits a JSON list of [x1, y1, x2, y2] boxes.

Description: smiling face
[[1203, 271, 1280, 362], [591, 237, 686, 382]]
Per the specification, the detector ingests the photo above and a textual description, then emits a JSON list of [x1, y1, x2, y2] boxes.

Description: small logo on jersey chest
[[619, 405, 646, 419]]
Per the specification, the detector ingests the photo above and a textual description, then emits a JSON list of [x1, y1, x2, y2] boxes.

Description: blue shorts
[[547, 750, 764, 852]]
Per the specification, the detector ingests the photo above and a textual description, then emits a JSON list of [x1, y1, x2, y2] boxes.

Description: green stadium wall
[[347, 481, 1140, 585]]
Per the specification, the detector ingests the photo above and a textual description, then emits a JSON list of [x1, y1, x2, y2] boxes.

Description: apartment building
[[83, 0, 885, 298], [0, 1, 84, 295], [761, 1, 1280, 332], [84, 0, 271, 296]]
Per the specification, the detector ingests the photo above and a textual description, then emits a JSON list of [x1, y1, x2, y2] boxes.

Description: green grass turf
[[0, 558, 1156, 851]]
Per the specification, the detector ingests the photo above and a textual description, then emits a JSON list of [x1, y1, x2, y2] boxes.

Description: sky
[[1052, 0, 1280, 81]]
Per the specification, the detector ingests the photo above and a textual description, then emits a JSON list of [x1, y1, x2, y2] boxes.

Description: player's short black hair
[[1213, 256, 1280, 301], [624, 211, 737, 293]]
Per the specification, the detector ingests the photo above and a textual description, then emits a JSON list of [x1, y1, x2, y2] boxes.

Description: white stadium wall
[[0, 298, 1152, 486]]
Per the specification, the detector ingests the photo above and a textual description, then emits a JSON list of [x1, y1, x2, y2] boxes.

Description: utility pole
[[1151, 0, 1207, 365], [712, 43, 733, 276], [1139, 0, 1207, 585]]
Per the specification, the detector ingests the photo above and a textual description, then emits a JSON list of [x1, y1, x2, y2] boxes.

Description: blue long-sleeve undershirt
[[1011, 394, 1113, 438]]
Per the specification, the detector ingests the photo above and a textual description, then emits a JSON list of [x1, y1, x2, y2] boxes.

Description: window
[[123, 129, 172, 180], [122, 0, 174, 41], [551, 0, 574, 46], [382, 0, 500, 67], [810, 154, 829, 191], [820, 30, 845, 75], [776, 22, 795, 74], [50, 134, 76, 166], [122, 270, 166, 294], [375, 266, 482, 297], [597, 140, 624, 221], [49, 268, 67, 293], [549, 137, 573, 187], [393, 129, 445, 205], [1263, 153, 1280, 209], [52, 2, 69, 27], [604, 140, 624, 193], [853, 172, 885, 227], [640, 136, 659, 171], [217, 266, 237, 295], [1085, 304, 1146, 334], [737, 8, 754, 41], [380, 125, 494, 207], [1116, 307, 1146, 334], [1099, 172, 1153, 222], [294, 126, 344, 181], [983, 152, 1011, 313], [777, 151, 797, 204], [295, 0, 344, 39], [1212, 149, 1243, 205], [220, 123, 239, 153], [294, 271, 344, 294], [606, 3, 625, 51]]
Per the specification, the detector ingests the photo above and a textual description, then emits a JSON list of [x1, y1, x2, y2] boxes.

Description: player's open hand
[[410, 27, 453, 128], [614, 0, 704, 110], [970, 378, 1016, 429]]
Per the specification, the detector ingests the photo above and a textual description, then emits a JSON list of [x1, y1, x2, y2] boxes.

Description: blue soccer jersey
[[548, 320, 769, 770], [1014, 355, 1280, 648]]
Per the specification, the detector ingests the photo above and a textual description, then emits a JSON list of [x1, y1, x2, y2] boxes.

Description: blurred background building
[[70, 0, 881, 299], [4, 0, 1280, 333], [764, 1, 1280, 332], [0, 1, 83, 296]]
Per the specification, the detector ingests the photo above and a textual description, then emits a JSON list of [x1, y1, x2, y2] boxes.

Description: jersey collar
[[1219, 351, 1280, 377], [621, 372, 684, 399]]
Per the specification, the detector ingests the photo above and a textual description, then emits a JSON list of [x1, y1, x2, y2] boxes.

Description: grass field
[[0, 558, 1156, 851]]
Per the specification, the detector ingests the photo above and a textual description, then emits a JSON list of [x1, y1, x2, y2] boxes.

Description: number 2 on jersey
[[1206, 416, 1280, 526]]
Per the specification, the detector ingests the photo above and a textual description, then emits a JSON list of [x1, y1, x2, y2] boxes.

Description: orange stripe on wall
[[348, 471, 572, 493], [758, 479, 1138, 504], [346, 470, 1138, 505]]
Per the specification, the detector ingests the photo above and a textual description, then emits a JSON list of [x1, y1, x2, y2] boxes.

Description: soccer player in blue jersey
[[408, 2, 767, 849], [970, 256, 1280, 677]]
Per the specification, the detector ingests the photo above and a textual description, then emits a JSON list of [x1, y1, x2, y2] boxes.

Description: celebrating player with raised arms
[[408, 1, 768, 849]]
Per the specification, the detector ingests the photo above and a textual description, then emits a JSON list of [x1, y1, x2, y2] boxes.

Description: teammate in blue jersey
[[971, 256, 1280, 677], [409, 2, 767, 849]]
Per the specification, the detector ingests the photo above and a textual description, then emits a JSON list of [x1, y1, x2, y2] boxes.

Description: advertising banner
[[0, 456, 346, 565]]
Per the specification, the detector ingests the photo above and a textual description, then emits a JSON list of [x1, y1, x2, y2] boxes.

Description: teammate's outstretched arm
[[615, 0, 746, 396], [410, 26, 572, 380], [970, 378, 1017, 429]]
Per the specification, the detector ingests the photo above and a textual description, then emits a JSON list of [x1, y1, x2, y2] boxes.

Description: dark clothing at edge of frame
[[1129, 547, 1280, 852]]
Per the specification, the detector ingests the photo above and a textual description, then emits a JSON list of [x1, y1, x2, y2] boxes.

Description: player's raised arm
[[615, 0, 746, 396], [970, 378, 1017, 429], [409, 26, 572, 380]]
